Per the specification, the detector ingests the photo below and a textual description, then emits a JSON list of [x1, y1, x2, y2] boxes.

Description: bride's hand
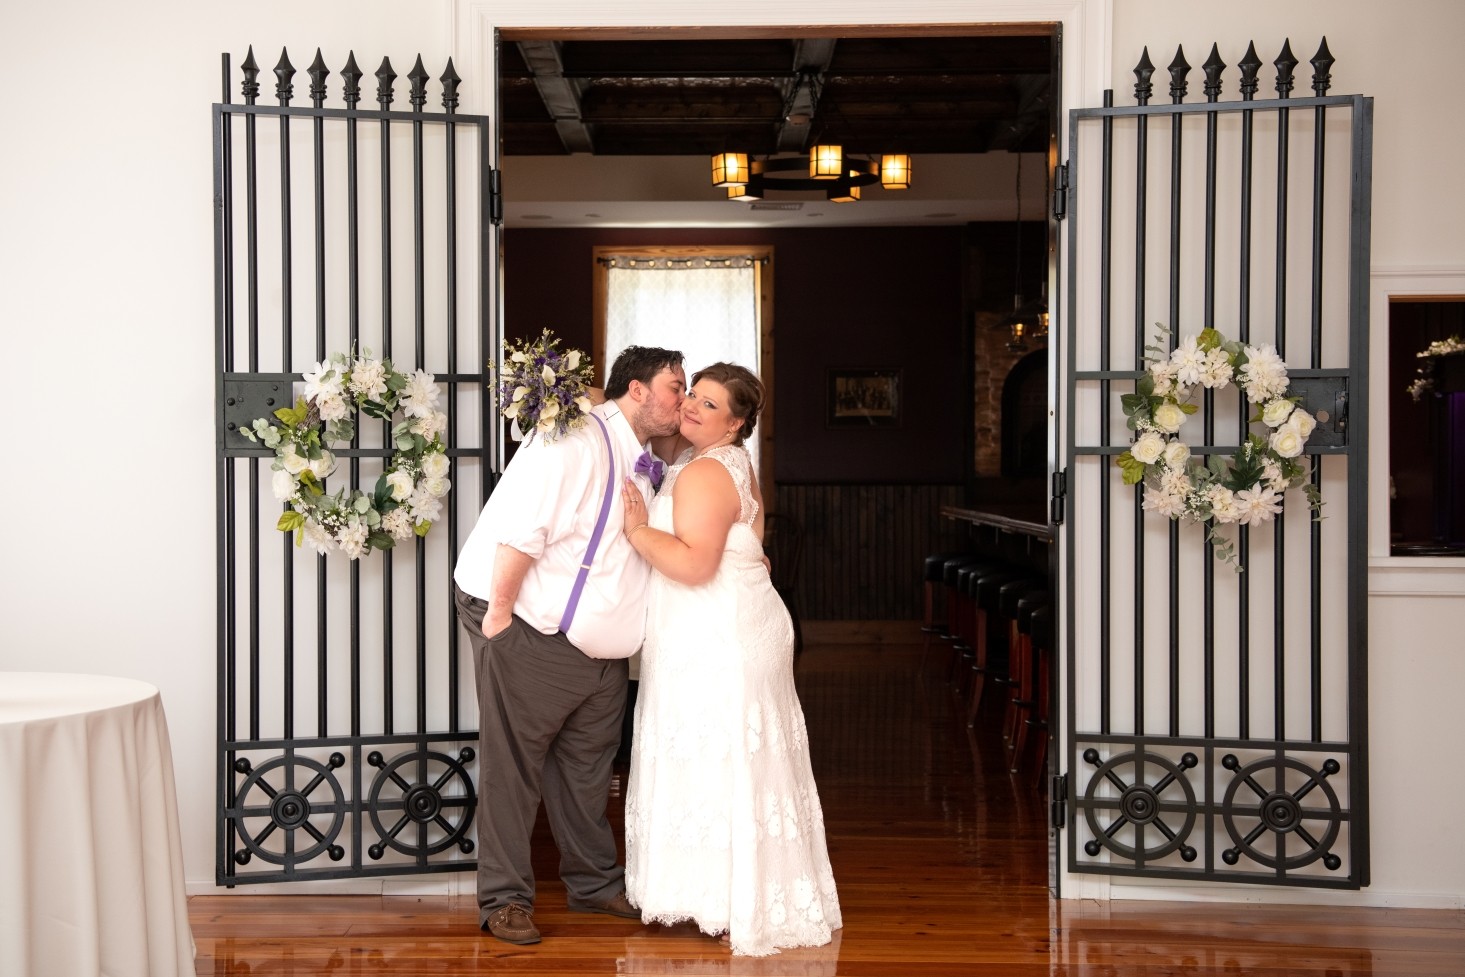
[[622, 479, 649, 539]]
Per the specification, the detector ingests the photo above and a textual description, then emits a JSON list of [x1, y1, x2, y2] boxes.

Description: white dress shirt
[[453, 402, 654, 659]]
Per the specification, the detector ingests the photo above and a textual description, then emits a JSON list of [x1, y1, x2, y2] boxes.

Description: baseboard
[[803, 619, 921, 645]]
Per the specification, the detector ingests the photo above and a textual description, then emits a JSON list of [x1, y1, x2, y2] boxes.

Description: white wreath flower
[[240, 349, 450, 559], [1117, 325, 1324, 568]]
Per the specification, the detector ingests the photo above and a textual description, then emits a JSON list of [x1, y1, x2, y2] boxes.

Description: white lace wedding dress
[[624, 444, 841, 956]]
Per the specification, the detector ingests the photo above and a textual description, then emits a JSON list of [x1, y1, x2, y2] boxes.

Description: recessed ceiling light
[[924, 212, 957, 219], [584, 213, 601, 218], [521, 214, 553, 220]]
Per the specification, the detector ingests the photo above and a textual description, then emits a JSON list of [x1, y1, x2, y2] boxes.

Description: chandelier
[[710, 148, 913, 204]]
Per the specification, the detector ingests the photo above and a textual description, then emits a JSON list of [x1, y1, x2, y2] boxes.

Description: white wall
[[2, 0, 1460, 907]]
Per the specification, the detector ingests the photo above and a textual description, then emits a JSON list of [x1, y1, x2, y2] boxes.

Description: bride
[[618, 362, 841, 956]]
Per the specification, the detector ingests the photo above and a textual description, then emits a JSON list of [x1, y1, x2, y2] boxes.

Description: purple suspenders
[[559, 412, 617, 633]]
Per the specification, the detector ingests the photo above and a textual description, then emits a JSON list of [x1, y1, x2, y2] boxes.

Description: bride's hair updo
[[691, 362, 763, 445]]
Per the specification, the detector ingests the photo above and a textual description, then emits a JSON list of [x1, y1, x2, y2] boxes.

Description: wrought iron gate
[[1060, 39, 1372, 887], [212, 47, 499, 884]]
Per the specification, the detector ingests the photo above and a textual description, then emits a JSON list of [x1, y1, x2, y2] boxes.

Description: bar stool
[[996, 579, 1047, 744], [963, 567, 1032, 718], [1024, 602, 1055, 789], [938, 555, 989, 688], [1007, 589, 1052, 773], [920, 551, 967, 661]]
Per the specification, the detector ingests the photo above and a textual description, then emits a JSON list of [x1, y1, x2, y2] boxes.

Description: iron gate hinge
[[488, 168, 503, 226], [1051, 773, 1068, 829], [1052, 163, 1069, 221], [1050, 468, 1068, 525]]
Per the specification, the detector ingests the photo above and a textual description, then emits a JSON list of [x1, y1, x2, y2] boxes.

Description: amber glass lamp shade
[[880, 154, 912, 190], [826, 183, 860, 203], [711, 152, 750, 187], [809, 144, 843, 179]]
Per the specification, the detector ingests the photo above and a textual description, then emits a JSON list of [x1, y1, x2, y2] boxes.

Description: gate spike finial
[[1274, 39, 1298, 98], [376, 56, 397, 109], [440, 58, 461, 114], [1237, 41, 1262, 100], [1202, 43, 1226, 102], [1310, 37, 1335, 95], [307, 49, 330, 108], [408, 55, 429, 110], [1133, 47, 1155, 105], [274, 48, 295, 106], [240, 46, 260, 105], [1167, 45, 1191, 103], [341, 51, 362, 109]]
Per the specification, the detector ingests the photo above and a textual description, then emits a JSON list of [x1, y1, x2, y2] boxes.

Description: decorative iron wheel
[[365, 746, 477, 860], [229, 752, 347, 865], [1080, 747, 1200, 863], [1220, 754, 1344, 871]]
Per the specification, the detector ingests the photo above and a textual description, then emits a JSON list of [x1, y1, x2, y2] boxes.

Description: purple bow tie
[[634, 449, 665, 490]]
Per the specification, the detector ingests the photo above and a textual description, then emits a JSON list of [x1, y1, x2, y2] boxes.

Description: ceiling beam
[[517, 40, 595, 154], [776, 38, 837, 153]]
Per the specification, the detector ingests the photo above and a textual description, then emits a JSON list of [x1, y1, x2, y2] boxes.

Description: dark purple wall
[[505, 226, 968, 483]]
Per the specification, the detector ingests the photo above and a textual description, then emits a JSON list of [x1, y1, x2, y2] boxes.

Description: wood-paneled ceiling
[[498, 33, 1054, 158]]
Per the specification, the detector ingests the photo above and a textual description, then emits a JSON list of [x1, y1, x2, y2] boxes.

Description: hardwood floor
[[191, 643, 1464, 976]]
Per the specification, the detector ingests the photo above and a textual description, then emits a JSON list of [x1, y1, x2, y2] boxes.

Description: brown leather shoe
[[483, 903, 540, 944], [567, 890, 640, 919]]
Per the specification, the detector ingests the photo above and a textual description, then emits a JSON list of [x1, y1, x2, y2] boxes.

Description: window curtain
[[605, 257, 761, 466]]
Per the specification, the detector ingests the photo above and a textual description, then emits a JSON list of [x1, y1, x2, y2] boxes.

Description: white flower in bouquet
[[1262, 458, 1288, 492], [307, 451, 336, 480], [271, 469, 298, 501], [302, 519, 335, 555], [338, 521, 370, 560], [1171, 335, 1206, 388], [1150, 360, 1179, 397], [1131, 430, 1166, 465], [317, 392, 350, 423], [1262, 399, 1296, 427], [1153, 402, 1187, 434], [349, 357, 389, 400], [420, 451, 450, 479], [1162, 439, 1190, 468], [382, 507, 415, 541], [1240, 344, 1288, 403], [1200, 348, 1233, 389], [411, 410, 448, 442], [400, 370, 441, 418], [1142, 484, 1187, 518], [1159, 465, 1192, 497], [408, 486, 443, 524], [280, 444, 310, 475], [1269, 425, 1304, 459], [1284, 408, 1316, 439], [1207, 485, 1241, 524], [303, 359, 345, 401], [385, 469, 415, 501], [424, 475, 451, 498], [1235, 485, 1284, 525]]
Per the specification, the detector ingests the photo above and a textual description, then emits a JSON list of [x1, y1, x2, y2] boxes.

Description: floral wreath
[[241, 349, 449, 559], [1116, 325, 1323, 567], [1406, 334, 1464, 400], [493, 328, 596, 441]]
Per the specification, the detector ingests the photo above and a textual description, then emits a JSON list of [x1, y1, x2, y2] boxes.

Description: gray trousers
[[452, 583, 628, 921]]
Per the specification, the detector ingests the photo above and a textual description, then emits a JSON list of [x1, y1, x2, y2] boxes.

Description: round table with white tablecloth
[[0, 672, 195, 977]]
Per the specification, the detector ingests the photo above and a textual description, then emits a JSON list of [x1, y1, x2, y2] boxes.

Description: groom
[[452, 345, 686, 945]]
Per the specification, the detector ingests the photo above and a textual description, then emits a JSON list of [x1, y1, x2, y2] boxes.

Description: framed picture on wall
[[827, 368, 901, 427]]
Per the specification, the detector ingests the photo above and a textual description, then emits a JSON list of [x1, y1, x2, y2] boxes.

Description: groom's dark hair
[[605, 346, 684, 398]]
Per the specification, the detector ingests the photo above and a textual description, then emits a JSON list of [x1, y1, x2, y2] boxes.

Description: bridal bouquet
[[494, 329, 596, 441], [1406, 334, 1464, 400]]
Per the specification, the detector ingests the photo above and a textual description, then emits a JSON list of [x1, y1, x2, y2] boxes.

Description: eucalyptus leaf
[[368, 532, 395, 551], [353, 494, 372, 514]]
